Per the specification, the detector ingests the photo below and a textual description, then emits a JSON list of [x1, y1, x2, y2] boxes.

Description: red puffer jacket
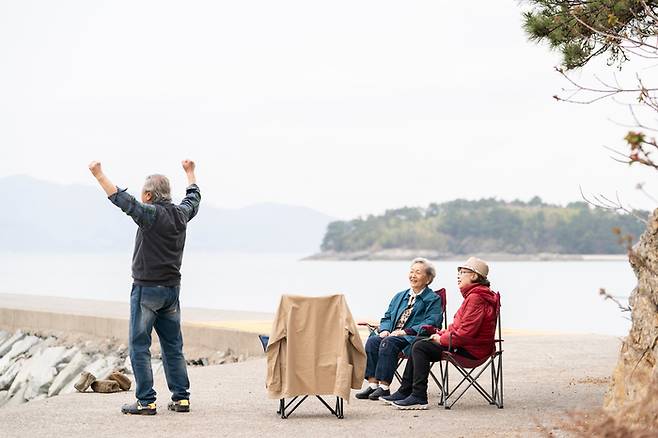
[[439, 283, 498, 359]]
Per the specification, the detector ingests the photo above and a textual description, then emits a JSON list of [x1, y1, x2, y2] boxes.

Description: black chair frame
[[258, 335, 345, 419], [358, 289, 447, 392], [437, 293, 503, 409]]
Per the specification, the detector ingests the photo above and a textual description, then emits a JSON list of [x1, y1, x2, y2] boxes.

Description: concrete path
[[0, 333, 620, 437]]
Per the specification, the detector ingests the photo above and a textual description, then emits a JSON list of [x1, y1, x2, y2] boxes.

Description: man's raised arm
[[180, 159, 201, 221], [88, 160, 156, 227], [88, 161, 118, 196], [182, 159, 196, 185]]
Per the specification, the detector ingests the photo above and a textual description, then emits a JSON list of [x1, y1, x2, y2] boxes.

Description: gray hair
[[411, 257, 436, 285], [143, 174, 172, 202]]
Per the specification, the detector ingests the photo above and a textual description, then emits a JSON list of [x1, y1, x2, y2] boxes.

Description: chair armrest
[[418, 325, 438, 336], [357, 322, 379, 334]]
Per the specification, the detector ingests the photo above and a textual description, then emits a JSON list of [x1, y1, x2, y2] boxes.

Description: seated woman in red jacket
[[383, 257, 498, 410]]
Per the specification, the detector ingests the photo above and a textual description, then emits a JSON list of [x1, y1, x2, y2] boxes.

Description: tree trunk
[[605, 209, 658, 427]]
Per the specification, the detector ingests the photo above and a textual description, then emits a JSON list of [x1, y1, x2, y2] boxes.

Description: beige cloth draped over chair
[[266, 294, 366, 402]]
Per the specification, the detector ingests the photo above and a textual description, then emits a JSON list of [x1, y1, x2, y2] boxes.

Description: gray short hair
[[143, 174, 171, 202], [411, 257, 436, 285]]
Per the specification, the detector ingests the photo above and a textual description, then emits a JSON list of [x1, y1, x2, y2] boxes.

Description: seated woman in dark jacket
[[384, 257, 498, 409], [355, 258, 443, 401]]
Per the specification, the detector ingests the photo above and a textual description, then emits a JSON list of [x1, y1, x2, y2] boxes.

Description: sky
[[1, 0, 657, 219]]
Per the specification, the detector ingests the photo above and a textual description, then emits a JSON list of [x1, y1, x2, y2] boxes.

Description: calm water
[[0, 252, 634, 335]]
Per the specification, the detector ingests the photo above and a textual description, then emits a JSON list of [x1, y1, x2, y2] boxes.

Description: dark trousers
[[129, 284, 190, 404], [364, 335, 410, 383], [399, 339, 475, 400]]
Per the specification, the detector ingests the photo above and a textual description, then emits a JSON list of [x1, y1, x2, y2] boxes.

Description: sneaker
[[355, 386, 377, 399], [74, 372, 96, 393], [121, 401, 157, 415], [108, 372, 132, 391], [168, 399, 190, 412], [393, 394, 428, 410], [368, 387, 390, 400], [381, 390, 410, 405]]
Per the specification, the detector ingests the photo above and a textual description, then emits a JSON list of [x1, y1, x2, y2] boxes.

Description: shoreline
[[0, 293, 626, 338], [304, 250, 629, 262]]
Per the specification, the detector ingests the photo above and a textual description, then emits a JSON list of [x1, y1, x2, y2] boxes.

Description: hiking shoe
[[355, 387, 377, 399], [121, 401, 157, 415], [368, 387, 390, 400], [74, 371, 96, 392], [91, 380, 121, 393], [108, 372, 132, 391], [393, 394, 428, 410], [168, 399, 190, 412], [381, 390, 410, 405]]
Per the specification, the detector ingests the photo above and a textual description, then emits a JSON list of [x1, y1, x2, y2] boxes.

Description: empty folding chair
[[265, 294, 366, 419]]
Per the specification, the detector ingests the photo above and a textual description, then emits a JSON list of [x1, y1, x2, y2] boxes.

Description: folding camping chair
[[262, 295, 365, 419], [258, 334, 344, 419], [437, 291, 503, 409], [357, 288, 447, 386]]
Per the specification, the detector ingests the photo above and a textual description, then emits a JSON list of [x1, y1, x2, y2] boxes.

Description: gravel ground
[[0, 333, 620, 438]]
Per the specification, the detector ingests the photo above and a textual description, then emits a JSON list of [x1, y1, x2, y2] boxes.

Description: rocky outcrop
[[0, 328, 247, 409], [605, 209, 658, 428], [0, 331, 127, 408]]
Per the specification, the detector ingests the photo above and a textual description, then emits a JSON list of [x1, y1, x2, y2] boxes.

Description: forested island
[[311, 197, 648, 260]]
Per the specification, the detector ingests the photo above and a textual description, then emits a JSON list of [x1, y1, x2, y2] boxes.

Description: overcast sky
[[1, 0, 656, 219]]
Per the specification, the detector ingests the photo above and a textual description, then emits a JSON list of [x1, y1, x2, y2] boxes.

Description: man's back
[[109, 183, 201, 287]]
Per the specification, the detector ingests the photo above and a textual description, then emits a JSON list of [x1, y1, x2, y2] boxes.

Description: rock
[[7, 346, 68, 400], [152, 359, 163, 376], [60, 356, 107, 395], [0, 390, 8, 408], [123, 356, 133, 375], [22, 346, 68, 400], [59, 347, 79, 364], [115, 344, 128, 356], [31, 394, 48, 402], [4, 384, 27, 407], [0, 359, 24, 390], [26, 337, 56, 357], [0, 331, 9, 347], [48, 352, 90, 397], [605, 208, 658, 430], [0, 331, 25, 358], [0, 335, 40, 374]]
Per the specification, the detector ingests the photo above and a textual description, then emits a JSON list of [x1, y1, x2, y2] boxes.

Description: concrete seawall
[[0, 307, 265, 359]]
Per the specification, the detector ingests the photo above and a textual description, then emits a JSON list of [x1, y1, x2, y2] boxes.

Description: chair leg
[[394, 357, 405, 383], [497, 354, 504, 408], [335, 397, 344, 419], [441, 361, 450, 409], [428, 362, 443, 400], [490, 360, 496, 405], [279, 398, 285, 418]]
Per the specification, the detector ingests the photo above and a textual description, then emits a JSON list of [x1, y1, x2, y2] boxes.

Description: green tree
[[524, 1, 658, 167]]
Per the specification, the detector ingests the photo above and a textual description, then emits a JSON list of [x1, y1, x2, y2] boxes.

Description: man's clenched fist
[[182, 160, 195, 173], [88, 161, 103, 178]]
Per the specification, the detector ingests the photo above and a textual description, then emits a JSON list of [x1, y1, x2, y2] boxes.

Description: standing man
[[88, 160, 201, 415]]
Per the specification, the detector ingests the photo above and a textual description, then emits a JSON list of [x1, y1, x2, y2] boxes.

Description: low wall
[[0, 308, 264, 358]]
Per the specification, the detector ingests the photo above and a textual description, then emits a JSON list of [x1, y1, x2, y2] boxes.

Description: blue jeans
[[364, 335, 410, 383], [129, 284, 190, 404]]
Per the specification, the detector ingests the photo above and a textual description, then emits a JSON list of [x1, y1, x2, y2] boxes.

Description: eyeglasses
[[458, 269, 474, 275]]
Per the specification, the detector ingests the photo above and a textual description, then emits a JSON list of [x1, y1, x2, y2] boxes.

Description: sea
[[0, 252, 635, 336]]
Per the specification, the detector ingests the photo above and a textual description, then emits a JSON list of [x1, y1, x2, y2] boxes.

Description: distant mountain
[[0, 175, 335, 253]]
